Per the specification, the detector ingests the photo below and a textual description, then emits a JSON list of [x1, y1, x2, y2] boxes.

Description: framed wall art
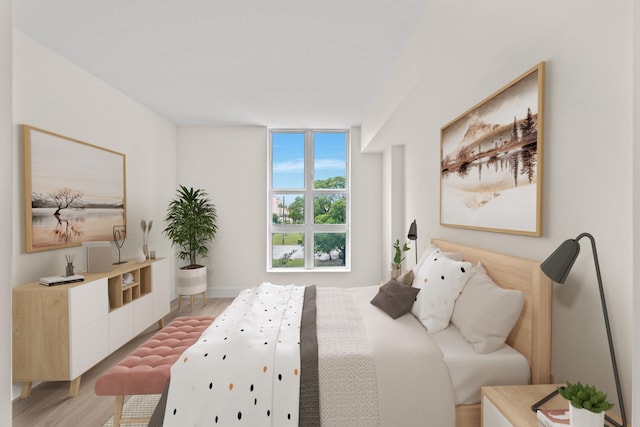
[[23, 125, 126, 252], [440, 62, 544, 236]]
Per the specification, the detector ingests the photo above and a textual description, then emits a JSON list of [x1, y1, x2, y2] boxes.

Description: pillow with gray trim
[[451, 262, 525, 353], [371, 279, 420, 319], [397, 269, 415, 286]]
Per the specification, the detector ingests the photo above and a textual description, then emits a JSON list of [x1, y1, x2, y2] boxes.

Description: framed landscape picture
[[23, 125, 126, 252], [440, 62, 544, 236]]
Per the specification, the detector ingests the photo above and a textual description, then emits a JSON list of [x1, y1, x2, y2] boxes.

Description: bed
[[150, 239, 552, 427], [433, 239, 552, 426]]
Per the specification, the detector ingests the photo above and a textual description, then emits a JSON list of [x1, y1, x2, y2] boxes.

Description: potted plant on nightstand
[[558, 381, 614, 427], [163, 185, 218, 310], [391, 239, 410, 279]]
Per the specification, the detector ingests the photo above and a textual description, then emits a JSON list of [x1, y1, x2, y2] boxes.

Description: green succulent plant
[[558, 381, 614, 413], [392, 239, 410, 264]]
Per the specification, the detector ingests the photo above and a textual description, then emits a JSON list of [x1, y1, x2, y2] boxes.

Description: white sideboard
[[12, 258, 170, 398]]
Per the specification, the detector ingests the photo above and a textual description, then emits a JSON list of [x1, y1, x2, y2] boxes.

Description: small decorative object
[[112, 225, 126, 265], [65, 254, 75, 277], [135, 248, 146, 263], [392, 239, 410, 279], [558, 381, 613, 427], [141, 219, 153, 259], [150, 250, 156, 259]]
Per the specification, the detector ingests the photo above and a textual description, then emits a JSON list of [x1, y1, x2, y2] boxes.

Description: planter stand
[[177, 266, 207, 311]]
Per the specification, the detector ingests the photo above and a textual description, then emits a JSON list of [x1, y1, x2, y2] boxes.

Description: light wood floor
[[12, 297, 233, 427]]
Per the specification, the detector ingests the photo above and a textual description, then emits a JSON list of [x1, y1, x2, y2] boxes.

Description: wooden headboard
[[432, 239, 552, 385]]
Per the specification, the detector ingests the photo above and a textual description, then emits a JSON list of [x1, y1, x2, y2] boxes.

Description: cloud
[[273, 159, 304, 173], [315, 158, 344, 170]]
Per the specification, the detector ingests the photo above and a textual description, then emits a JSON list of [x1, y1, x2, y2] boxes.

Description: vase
[[135, 248, 146, 263], [143, 244, 149, 259], [569, 405, 605, 427], [391, 263, 401, 279]]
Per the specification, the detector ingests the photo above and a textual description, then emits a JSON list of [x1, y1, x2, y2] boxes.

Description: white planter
[[569, 405, 605, 427], [391, 263, 401, 279], [177, 266, 207, 296]]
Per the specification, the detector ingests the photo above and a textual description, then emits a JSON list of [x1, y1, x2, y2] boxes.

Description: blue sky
[[272, 131, 346, 189]]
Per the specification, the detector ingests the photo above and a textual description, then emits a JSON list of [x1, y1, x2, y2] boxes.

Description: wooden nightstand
[[481, 384, 622, 427]]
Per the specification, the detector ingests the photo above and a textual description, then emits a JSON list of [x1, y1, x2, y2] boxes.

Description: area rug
[[103, 394, 161, 427]]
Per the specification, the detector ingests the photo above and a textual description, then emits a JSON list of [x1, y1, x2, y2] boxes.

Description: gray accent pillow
[[451, 262, 525, 353], [397, 269, 415, 286], [371, 279, 420, 319]]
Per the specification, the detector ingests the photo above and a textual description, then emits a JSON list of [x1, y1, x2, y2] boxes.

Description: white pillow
[[411, 252, 472, 333], [451, 262, 525, 354], [414, 244, 463, 275]]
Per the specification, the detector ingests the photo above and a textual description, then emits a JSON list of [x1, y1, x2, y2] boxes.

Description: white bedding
[[162, 283, 306, 426], [159, 284, 529, 426], [348, 286, 456, 427], [430, 324, 531, 405]]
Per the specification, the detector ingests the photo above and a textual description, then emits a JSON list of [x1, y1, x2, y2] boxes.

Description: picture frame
[[440, 62, 544, 236], [23, 125, 126, 252]]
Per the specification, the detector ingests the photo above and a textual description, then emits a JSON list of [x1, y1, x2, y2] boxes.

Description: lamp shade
[[540, 238, 581, 284], [407, 220, 417, 241]]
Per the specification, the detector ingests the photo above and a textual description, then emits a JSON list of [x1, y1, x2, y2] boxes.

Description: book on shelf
[[39, 274, 85, 286], [537, 408, 570, 426]]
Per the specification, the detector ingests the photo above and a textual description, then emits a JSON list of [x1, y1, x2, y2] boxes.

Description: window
[[269, 130, 349, 271]]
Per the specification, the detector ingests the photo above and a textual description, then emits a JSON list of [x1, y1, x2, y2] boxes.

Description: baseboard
[[206, 288, 242, 298]]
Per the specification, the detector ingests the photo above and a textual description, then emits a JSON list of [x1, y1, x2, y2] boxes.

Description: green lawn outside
[[272, 233, 303, 245]]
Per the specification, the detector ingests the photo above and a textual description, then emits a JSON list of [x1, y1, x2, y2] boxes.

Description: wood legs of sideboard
[[20, 382, 31, 399], [69, 376, 81, 397], [20, 375, 81, 399]]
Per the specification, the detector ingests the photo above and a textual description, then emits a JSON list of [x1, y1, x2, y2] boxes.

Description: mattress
[[352, 285, 531, 407], [430, 323, 531, 405]]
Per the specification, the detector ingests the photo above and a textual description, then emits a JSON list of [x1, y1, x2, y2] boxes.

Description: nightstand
[[481, 384, 622, 427]]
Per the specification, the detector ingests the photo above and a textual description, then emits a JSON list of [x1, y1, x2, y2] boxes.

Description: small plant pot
[[391, 263, 401, 279], [177, 265, 207, 296], [570, 405, 605, 427]]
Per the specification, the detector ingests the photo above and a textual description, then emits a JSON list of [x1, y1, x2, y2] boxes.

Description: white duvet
[[347, 286, 456, 427], [163, 283, 305, 426], [161, 284, 456, 427]]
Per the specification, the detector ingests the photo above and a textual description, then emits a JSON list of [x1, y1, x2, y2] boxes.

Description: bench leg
[[114, 395, 125, 427], [20, 382, 32, 399], [69, 376, 81, 397]]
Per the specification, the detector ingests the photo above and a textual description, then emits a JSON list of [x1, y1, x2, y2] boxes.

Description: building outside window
[[268, 130, 349, 271]]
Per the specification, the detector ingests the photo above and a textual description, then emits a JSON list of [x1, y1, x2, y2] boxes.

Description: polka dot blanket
[[163, 282, 305, 426]]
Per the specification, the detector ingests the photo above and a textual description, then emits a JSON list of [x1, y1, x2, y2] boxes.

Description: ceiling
[[13, 1, 427, 128]]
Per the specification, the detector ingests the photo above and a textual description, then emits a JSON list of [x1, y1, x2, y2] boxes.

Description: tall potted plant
[[163, 185, 218, 302]]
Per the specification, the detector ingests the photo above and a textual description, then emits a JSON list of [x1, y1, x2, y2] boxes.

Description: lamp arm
[[577, 233, 627, 427]]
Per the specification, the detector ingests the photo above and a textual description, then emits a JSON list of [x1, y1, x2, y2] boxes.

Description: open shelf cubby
[[106, 261, 153, 311]]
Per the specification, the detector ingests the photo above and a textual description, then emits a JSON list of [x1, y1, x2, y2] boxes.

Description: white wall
[[362, 0, 634, 421], [11, 32, 178, 397], [1, 0, 12, 423], [12, 31, 178, 286], [176, 125, 383, 294]]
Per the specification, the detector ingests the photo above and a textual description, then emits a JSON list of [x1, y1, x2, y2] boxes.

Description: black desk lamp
[[407, 220, 417, 263], [535, 232, 626, 427]]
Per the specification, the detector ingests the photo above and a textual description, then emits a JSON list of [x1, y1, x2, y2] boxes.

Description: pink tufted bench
[[95, 316, 214, 426]]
